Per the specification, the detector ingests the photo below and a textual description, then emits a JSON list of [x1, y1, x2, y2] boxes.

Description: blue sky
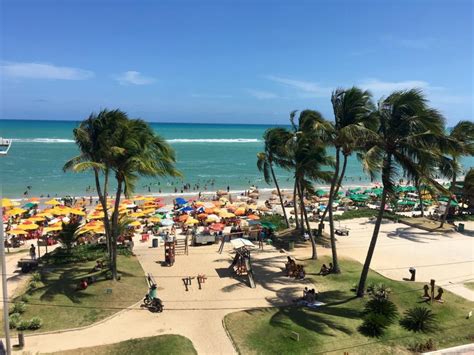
[[1, 0, 472, 124]]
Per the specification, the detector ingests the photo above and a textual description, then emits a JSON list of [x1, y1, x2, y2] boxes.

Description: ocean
[[0, 119, 472, 198]]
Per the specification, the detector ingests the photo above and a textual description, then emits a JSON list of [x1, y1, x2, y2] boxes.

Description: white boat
[[0, 138, 12, 155]]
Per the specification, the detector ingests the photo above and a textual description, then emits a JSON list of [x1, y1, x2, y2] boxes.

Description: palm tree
[[356, 89, 446, 297], [462, 168, 474, 209], [63, 110, 128, 259], [291, 110, 333, 259], [257, 128, 293, 228], [438, 121, 474, 227], [56, 221, 81, 254], [319, 87, 375, 274], [106, 118, 181, 279]]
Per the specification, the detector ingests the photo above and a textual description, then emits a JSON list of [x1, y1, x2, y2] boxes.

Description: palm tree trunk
[[440, 174, 456, 228], [94, 168, 112, 261], [110, 178, 123, 281], [328, 148, 341, 273], [357, 155, 391, 297], [270, 164, 289, 227], [299, 186, 305, 237], [298, 182, 317, 259], [416, 179, 424, 217], [293, 180, 299, 229]]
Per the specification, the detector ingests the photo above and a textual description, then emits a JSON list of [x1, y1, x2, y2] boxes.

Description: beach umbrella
[[6, 207, 26, 216], [175, 197, 187, 205], [185, 218, 199, 225], [206, 214, 220, 221], [22, 202, 37, 209], [2, 198, 19, 208], [156, 207, 170, 213], [130, 212, 144, 218], [261, 221, 276, 230], [8, 229, 27, 235], [133, 195, 145, 201], [315, 189, 325, 197], [235, 207, 246, 216], [257, 206, 270, 212], [348, 187, 361, 193], [197, 213, 208, 219], [247, 214, 260, 220], [181, 206, 194, 212], [449, 200, 459, 207], [128, 220, 141, 227], [51, 206, 72, 215], [210, 223, 225, 231], [149, 217, 161, 223], [89, 212, 105, 219], [28, 197, 40, 202], [161, 219, 174, 226], [70, 209, 86, 216], [142, 208, 156, 215], [177, 214, 189, 222], [219, 211, 235, 218], [43, 226, 62, 234], [45, 199, 61, 206], [28, 216, 45, 222], [18, 222, 39, 230]]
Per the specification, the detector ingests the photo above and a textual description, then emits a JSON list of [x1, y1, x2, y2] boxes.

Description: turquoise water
[[0, 119, 472, 198]]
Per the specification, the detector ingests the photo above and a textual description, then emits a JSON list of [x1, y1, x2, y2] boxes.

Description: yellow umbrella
[[133, 195, 145, 201], [45, 199, 61, 206], [219, 211, 235, 218], [43, 226, 62, 234], [36, 212, 53, 218], [144, 197, 156, 202], [18, 223, 39, 230], [51, 206, 72, 215], [142, 208, 155, 215], [185, 218, 199, 225], [2, 198, 19, 208], [6, 208, 26, 216], [128, 220, 141, 227], [28, 216, 46, 222], [149, 217, 161, 223], [70, 209, 86, 216], [130, 212, 144, 218], [8, 229, 27, 235]]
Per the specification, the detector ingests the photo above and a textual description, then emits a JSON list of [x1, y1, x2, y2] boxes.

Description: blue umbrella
[[175, 197, 187, 205], [181, 206, 194, 212]]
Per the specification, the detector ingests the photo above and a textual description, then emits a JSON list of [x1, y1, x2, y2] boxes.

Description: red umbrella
[[210, 223, 225, 231]]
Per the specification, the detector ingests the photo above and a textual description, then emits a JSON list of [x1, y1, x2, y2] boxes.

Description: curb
[[222, 315, 240, 355]]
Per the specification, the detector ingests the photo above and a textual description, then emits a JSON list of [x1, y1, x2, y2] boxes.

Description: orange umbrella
[[29, 197, 40, 202], [197, 213, 208, 219], [247, 214, 260, 220], [178, 214, 189, 222], [204, 208, 215, 214], [235, 207, 246, 216]]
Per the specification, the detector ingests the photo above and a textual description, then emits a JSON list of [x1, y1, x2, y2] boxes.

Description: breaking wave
[[12, 138, 261, 144]]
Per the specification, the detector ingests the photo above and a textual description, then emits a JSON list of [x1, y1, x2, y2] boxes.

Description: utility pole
[[0, 137, 12, 355]]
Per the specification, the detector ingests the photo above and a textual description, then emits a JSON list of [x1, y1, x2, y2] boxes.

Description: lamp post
[[0, 138, 12, 355]]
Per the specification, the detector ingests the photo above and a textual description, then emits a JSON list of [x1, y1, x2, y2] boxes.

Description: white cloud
[[116, 71, 155, 85], [266, 75, 330, 97], [247, 89, 278, 100], [358, 79, 437, 96], [1, 61, 94, 80]]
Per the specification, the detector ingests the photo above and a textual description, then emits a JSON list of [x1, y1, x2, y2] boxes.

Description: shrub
[[16, 320, 31, 331], [10, 302, 26, 315], [28, 317, 43, 330], [408, 338, 436, 352], [364, 298, 398, 323], [9, 313, 22, 329], [28, 280, 38, 291], [359, 313, 389, 337], [400, 307, 437, 333], [31, 272, 41, 282], [20, 294, 31, 303], [367, 283, 392, 300]]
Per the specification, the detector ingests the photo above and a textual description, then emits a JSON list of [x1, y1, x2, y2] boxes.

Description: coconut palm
[[257, 128, 293, 228], [290, 110, 333, 259], [319, 87, 375, 274], [438, 121, 474, 227], [56, 221, 81, 254], [106, 117, 181, 279], [63, 110, 128, 258], [462, 168, 474, 209], [356, 89, 446, 297]]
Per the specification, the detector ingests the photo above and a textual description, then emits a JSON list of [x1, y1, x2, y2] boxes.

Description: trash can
[[152, 238, 159, 248], [288, 241, 294, 251], [458, 223, 465, 232], [18, 332, 25, 348]]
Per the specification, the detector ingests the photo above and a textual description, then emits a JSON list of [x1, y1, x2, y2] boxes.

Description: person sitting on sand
[[92, 260, 104, 272], [285, 257, 297, 276], [328, 263, 333, 274], [295, 265, 306, 280], [77, 279, 88, 291]]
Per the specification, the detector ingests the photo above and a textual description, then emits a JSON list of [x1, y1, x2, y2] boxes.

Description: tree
[[290, 110, 333, 259], [462, 168, 474, 208], [438, 121, 474, 227], [356, 89, 446, 297], [56, 221, 81, 253], [106, 117, 181, 279], [257, 128, 293, 228], [320, 87, 375, 273]]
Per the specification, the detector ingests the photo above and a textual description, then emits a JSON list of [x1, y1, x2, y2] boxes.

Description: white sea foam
[[12, 138, 75, 143], [12, 138, 261, 144], [167, 138, 260, 143]]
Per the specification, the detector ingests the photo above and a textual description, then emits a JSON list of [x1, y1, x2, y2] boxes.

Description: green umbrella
[[397, 200, 415, 206], [349, 187, 361, 193], [422, 200, 433, 206], [22, 202, 37, 209], [450, 200, 459, 207], [261, 222, 276, 230], [315, 189, 325, 197]]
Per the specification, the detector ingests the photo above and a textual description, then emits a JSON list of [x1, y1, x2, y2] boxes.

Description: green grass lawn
[[47, 335, 197, 355], [225, 257, 474, 354], [7, 252, 147, 334], [465, 282, 474, 291]]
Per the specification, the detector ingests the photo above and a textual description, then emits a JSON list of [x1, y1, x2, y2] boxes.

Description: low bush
[[259, 214, 288, 232], [9, 313, 22, 329], [359, 312, 389, 337], [10, 302, 26, 315], [20, 294, 31, 303], [367, 283, 392, 300], [16, 320, 31, 331], [363, 298, 398, 323], [28, 280, 38, 291], [408, 338, 437, 352], [31, 272, 42, 282], [28, 317, 43, 330], [400, 307, 437, 333]]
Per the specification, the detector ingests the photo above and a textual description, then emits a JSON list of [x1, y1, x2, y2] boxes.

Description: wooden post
[[36, 239, 40, 259], [430, 279, 435, 304]]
